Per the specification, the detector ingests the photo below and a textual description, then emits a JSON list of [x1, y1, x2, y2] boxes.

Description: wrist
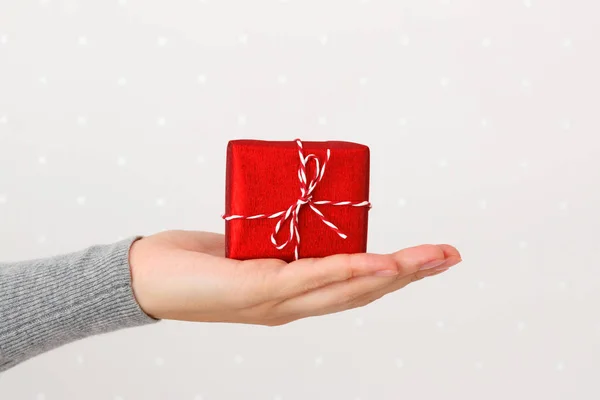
[[128, 236, 160, 320]]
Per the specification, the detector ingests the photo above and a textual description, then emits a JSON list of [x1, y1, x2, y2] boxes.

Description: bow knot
[[297, 195, 312, 205]]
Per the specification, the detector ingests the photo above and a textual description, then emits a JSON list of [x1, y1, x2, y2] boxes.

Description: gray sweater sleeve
[[0, 236, 159, 372]]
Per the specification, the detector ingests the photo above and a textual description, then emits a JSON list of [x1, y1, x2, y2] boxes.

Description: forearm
[[0, 237, 158, 372]]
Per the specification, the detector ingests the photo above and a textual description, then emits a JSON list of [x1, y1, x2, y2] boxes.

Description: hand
[[128, 230, 462, 326]]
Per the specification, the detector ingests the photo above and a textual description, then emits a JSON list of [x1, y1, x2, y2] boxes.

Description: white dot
[[559, 281, 567, 291], [559, 201, 568, 210], [157, 117, 166, 126], [36, 394, 46, 400], [561, 38, 572, 48], [78, 36, 87, 46], [521, 78, 532, 88], [197, 74, 207, 84], [277, 74, 288, 84], [193, 396, 204, 400], [196, 155, 205, 163], [436, 320, 445, 328], [440, 77, 450, 87], [395, 358, 404, 368], [117, 156, 127, 166], [273, 396, 283, 400], [157, 36, 167, 46], [234, 354, 244, 364], [359, 77, 368, 86], [481, 37, 492, 47], [398, 117, 407, 126], [114, 396, 124, 400], [475, 361, 483, 369], [556, 362, 565, 371], [318, 116, 327, 125], [520, 160, 529, 168], [37, 235, 47, 244], [517, 321, 526, 331], [314, 356, 323, 366], [155, 198, 165, 207], [117, 77, 127, 86], [76, 196, 86, 205], [561, 119, 572, 130], [523, 0, 532, 7], [0, 115, 7, 124], [320, 35, 328, 45], [239, 34, 248, 45], [479, 200, 487, 210], [400, 34, 410, 46], [477, 281, 485, 289], [40, 0, 50, 5], [155, 356, 164, 366], [39, 76, 47, 85], [0, 194, 6, 204], [481, 118, 488, 127], [38, 156, 47, 164], [519, 241, 528, 249], [77, 116, 87, 126], [118, 0, 127, 5], [438, 159, 448, 168], [238, 114, 247, 126], [76, 354, 84, 364], [354, 317, 364, 326], [0, 34, 7, 44], [397, 198, 407, 207]]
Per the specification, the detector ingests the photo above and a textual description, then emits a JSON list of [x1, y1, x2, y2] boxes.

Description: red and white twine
[[223, 139, 371, 260]]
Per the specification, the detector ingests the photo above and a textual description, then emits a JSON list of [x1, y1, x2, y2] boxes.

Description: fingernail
[[419, 259, 446, 271], [442, 258, 462, 269], [374, 269, 398, 277]]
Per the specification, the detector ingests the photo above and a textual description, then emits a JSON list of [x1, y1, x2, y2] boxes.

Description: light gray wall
[[1, 1, 598, 399]]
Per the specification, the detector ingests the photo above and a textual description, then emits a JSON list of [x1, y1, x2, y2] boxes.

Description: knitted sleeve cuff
[[0, 236, 159, 372]]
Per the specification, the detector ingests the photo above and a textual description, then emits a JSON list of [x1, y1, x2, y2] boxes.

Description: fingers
[[412, 245, 462, 281], [272, 245, 462, 320], [269, 244, 448, 300], [353, 255, 463, 308], [345, 246, 462, 311], [273, 275, 412, 320]]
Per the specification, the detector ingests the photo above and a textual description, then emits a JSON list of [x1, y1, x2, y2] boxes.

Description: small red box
[[224, 139, 370, 262]]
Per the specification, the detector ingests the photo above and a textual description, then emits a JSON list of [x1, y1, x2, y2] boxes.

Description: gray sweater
[[0, 237, 159, 372]]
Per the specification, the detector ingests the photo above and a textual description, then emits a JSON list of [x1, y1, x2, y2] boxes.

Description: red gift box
[[223, 139, 371, 262]]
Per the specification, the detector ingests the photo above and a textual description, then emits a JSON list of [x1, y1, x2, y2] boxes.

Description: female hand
[[129, 230, 462, 326]]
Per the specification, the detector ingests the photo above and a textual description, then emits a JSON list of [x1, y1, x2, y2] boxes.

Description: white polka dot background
[[1, 1, 599, 399]]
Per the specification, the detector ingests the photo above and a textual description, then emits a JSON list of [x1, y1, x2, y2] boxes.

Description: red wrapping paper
[[224, 139, 370, 262]]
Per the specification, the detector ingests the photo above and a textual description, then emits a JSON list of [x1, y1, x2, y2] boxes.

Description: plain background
[[1, 0, 599, 399]]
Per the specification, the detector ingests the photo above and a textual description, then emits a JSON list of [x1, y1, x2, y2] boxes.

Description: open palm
[[128, 230, 461, 325]]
